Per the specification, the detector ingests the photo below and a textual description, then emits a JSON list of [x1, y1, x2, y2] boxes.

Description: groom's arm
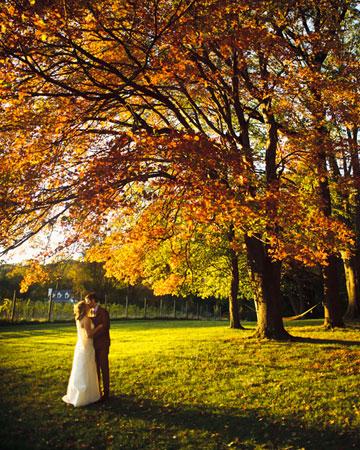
[[93, 309, 110, 337], [84, 317, 103, 338]]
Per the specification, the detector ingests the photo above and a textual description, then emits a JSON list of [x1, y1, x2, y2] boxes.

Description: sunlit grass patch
[[1, 320, 359, 449]]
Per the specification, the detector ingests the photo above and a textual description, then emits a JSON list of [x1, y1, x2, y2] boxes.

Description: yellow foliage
[[19, 262, 50, 293]]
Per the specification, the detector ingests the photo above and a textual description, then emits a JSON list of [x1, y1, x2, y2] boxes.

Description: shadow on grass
[[0, 320, 228, 338], [0, 329, 75, 340], [92, 394, 359, 450], [291, 336, 360, 347], [1, 387, 359, 449]]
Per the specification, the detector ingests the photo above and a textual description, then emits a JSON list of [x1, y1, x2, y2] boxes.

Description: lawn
[[0, 320, 359, 449]]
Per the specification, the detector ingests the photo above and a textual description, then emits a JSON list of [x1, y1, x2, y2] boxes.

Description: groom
[[85, 292, 110, 401]]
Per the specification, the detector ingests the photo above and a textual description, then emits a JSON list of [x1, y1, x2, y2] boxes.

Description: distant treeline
[[0, 259, 333, 320]]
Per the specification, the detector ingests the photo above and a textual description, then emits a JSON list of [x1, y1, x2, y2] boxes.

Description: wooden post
[[125, 295, 129, 319], [48, 291, 53, 322], [144, 297, 147, 319], [11, 290, 17, 322]]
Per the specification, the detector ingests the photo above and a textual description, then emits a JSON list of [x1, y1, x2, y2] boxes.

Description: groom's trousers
[[95, 347, 110, 397]]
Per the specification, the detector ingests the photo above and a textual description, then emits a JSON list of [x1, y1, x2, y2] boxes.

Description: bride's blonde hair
[[74, 300, 88, 321]]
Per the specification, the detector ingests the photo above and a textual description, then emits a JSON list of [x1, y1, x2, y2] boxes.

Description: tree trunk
[[246, 235, 291, 339], [228, 225, 244, 329], [322, 255, 344, 328], [315, 127, 344, 328], [244, 103, 290, 340], [347, 127, 360, 320], [341, 252, 360, 320], [229, 248, 244, 329], [327, 128, 359, 323]]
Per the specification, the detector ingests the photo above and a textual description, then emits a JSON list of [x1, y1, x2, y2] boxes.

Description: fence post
[[48, 291, 53, 322], [11, 290, 17, 322], [125, 295, 129, 319], [144, 297, 147, 319]]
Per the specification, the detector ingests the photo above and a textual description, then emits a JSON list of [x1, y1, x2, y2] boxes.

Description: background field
[[0, 320, 359, 450]]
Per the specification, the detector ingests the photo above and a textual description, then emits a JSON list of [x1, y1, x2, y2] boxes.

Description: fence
[[0, 296, 229, 322]]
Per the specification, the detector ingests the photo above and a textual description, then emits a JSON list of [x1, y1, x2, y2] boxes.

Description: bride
[[62, 300, 103, 407]]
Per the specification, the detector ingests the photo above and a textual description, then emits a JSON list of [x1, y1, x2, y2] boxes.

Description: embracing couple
[[62, 293, 110, 407]]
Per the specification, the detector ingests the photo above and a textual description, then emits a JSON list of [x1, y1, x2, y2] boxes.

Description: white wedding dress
[[62, 318, 100, 407]]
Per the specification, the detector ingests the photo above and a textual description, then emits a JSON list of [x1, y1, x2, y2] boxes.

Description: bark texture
[[342, 253, 360, 321], [246, 235, 290, 339]]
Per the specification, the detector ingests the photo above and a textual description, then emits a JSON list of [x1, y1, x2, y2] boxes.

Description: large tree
[[268, 0, 359, 326], [0, 0, 355, 338]]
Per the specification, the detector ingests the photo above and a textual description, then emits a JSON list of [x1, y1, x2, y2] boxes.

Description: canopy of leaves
[[0, 0, 357, 275]]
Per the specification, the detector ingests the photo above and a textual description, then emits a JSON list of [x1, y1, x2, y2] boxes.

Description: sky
[[2, 229, 80, 265]]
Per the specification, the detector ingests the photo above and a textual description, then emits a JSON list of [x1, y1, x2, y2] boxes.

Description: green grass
[[0, 320, 359, 449]]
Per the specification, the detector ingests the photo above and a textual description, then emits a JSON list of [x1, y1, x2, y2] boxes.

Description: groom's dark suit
[[92, 305, 110, 398]]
